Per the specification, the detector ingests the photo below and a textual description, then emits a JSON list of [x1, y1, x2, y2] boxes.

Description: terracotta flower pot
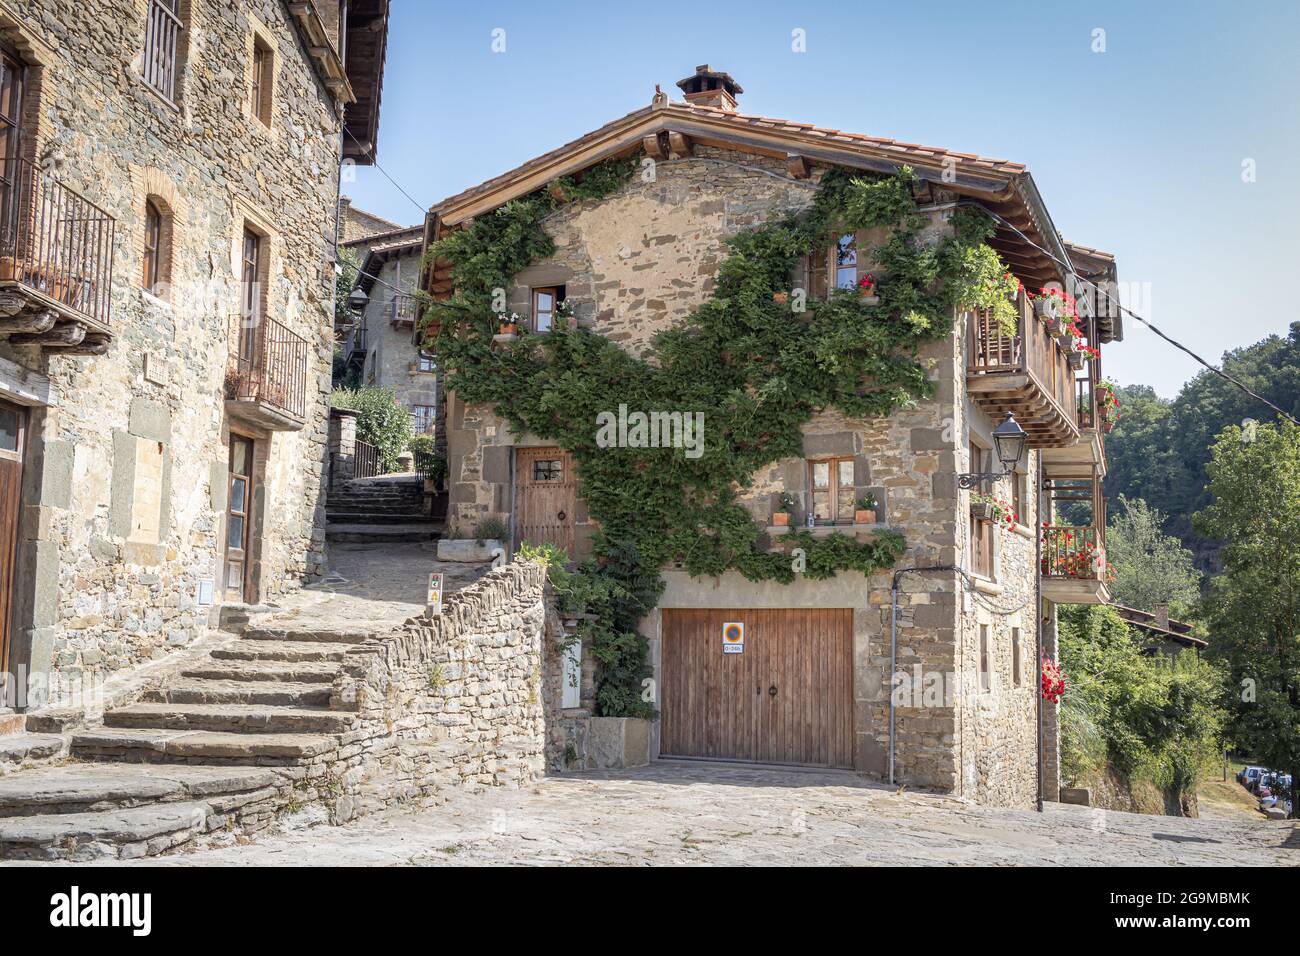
[[499, 323, 517, 335], [772, 291, 788, 305], [772, 512, 790, 527], [854, 509, 876, 524]]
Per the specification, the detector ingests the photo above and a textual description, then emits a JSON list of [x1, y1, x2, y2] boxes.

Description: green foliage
[[1105, 495, 1202, 616], [408, 433, 446, 489], [472, 516, 508, 542], [1194, 421, 1300, 808], [330, 385, 414, 473], [1104, 324, 1300, 571], [425, 160, 1015, 714], [335, 247, 361, 326], [1058, 605, 1223, 806]]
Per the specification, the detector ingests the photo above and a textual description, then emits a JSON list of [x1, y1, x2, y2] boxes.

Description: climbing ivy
[[422, 155, 1015, 716]]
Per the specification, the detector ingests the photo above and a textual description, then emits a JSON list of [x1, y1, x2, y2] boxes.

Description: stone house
[[0, 0, 389, 711], [338, 221, 438, 439], [422, 66, 1124, 807]]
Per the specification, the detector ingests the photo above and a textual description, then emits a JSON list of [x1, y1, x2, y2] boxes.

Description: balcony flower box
[[854, 508, 876, 524], [772, 512, 790, 527]]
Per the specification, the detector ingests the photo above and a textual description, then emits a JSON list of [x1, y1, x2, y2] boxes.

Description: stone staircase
[[326, 474, 443, 544], [0, 622, 376, 860]]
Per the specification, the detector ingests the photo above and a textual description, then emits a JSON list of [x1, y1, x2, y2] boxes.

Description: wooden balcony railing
[[389, 292, 421, 325], [967, 292, 1078, 446], [1041, 525, 1105, 580], [227, 314, 309, 423], [0, 158, 115, 328], [1076, 376, 1094, 430]]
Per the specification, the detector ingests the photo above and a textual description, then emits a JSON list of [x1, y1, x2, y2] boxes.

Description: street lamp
[[957, 413, 1028, 489], [347, 286, 369, 312]]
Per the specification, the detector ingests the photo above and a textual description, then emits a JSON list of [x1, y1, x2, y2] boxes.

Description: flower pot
[[0, 257, 19, 282], [970, 501, 994, 521], [1101, 420, 1115, 435], [854, 509, 876, 524], [499, 323, 517, 335], [772, 512, 790, 527], [772, 291, 788, 306], [1066, 349, 1085, 370]]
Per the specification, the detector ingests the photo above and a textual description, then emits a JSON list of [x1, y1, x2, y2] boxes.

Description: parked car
[[1249, 769, 1275, 793], [1239, 765, 1266, 788]]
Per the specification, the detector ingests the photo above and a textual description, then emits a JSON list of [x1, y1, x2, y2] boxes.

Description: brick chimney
[[1154, 603, 1170, 630], [676, 64, 743, 112]]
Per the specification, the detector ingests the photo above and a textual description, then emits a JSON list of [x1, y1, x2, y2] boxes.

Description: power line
[[343, 127, 428, 216], [963, 202, 1300, 427]]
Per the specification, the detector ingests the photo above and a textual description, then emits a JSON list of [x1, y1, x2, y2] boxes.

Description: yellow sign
[[427, 572, 444, 616]]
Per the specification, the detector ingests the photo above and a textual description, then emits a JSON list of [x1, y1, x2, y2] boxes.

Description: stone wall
[[1, 0, 343, 704], [327, 562, 551, 805]]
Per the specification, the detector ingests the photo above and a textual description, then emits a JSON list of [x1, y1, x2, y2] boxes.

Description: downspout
[[889, 564, 959, 786], [1035, 448, 1045, 812]]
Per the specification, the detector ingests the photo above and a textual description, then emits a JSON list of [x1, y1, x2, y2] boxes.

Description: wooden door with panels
[[660, 608, 854, 769], [224, 435, 256, 603], [513, 447, 577, 555], [0, 399, 25, 674]]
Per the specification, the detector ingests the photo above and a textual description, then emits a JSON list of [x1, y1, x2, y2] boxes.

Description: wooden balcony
[[966, 292, 1078, 448], [1041, 371, 1108, 479], [225, 314, 310, 431], [0, 158, 115, 355], [1040, 472, 1109, 605], [388, 292, 421, 327]]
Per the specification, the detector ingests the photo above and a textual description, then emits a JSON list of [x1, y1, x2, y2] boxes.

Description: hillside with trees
[[1103, 322, 1300, 571]]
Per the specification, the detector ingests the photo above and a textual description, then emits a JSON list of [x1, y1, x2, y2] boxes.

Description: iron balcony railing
[[353, 439, 379, 478], [0, 158, 115, 327], [227, 314, 309, 422]]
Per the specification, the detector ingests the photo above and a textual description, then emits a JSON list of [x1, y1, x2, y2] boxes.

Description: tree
[[1105, 495, 1201, 616], [331, 385, 413, 474], [1195, 420, 1300, 818]]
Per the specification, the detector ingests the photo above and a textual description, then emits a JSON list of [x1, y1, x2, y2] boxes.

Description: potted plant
[[854, 493, 878, 524], [971, 493, 1017, 531], [772, 290, 789, 306], [1095, 380, 1121, 433], [857, 273, 878, 304], [772, 491, 796, 527]]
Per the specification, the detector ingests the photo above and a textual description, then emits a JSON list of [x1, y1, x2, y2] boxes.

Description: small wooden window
[[532, 458, 563, 482], [250, 36, 272, 126], [143, 0, 184, 101], [969, 441, 994, 578], [239, 227, 263, 361], [979, 625, 991, 692], [1011, 471, 1024, 527], [417, 351, 436, 373], [1012, 627, 1023, 688], [143, 199, 164, 295], [809, 457, 856, 525], [411, 404, 435, 434], [531, 286, 563, 333]]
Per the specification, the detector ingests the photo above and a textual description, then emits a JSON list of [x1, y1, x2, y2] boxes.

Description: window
[[239, 227, 263, 361], [979, 624, 990, 692], [531, 286, 563, 333], [1012, 627, 1023, 688], [250, 36, 273, 126], [143, 0, 184, 101], [411, 404, 435, 435], [531, 458, 563, 482], [969, 441, 994, 578], [417, 351, 436, 373], [834, 233, 858, 289], [809, 457, 856, 525], [1011, 470, 1024, 528], [143, 199, 164, 295]]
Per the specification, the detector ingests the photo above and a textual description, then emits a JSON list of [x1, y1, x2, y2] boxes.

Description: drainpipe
[[889, 564, 959, 786], [1035, 448, 1045, 812]]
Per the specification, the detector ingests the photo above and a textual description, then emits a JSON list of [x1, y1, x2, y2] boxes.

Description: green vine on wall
[[422, 154, 1015, 717]]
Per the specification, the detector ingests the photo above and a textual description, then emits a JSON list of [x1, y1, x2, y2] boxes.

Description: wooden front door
[[0, 400, 24, 673], [224, 436, 255, 602], [660, 608, 854, 769], [513, 447, 577, 555]]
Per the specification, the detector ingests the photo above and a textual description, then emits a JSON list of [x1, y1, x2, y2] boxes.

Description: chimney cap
[[675, 63, 744, 96]]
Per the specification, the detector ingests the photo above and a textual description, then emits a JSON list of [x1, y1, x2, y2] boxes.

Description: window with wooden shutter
[[809, 457, 855, 525], [250, 35, 273, 126], [143, 0, 184, 102]]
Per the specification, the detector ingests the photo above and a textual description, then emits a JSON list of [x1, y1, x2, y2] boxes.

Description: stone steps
[[104, 703, 355, 735], [0, 800, 224, 860], [241, 626, 372, 644], [0, 763, 280, 817], [210, 640, 351, 663], [324, 510, 431, 525], [69, 727, 339, 765], [325, 522, 441, 544], [180, 661, 340, 684], [0, 733, 66, 774], [144, 678, 333, 707]]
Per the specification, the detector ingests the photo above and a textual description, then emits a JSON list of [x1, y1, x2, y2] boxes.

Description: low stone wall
[[324, 562, 551, 818]]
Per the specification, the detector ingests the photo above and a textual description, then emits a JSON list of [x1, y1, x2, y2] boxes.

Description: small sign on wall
[[722, 621, 744, 654], [426, 572, 443, 617]]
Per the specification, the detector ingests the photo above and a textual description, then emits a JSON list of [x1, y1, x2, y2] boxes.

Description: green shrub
[[331, 385, 413, 473], [472, 516, 508, 542]]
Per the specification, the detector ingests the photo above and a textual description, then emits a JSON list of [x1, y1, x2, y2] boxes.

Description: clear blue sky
[[346, 0, 1300, 398]]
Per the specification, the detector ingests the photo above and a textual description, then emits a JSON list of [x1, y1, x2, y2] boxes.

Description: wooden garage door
[[660, 608, 854, 769]]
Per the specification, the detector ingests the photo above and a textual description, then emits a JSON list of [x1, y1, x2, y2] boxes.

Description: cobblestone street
[[93, 761, 1298, 867]]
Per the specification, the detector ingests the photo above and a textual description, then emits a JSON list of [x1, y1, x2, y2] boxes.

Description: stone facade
[[0, 1, 383, 708], [440, 143, 1058, 807]]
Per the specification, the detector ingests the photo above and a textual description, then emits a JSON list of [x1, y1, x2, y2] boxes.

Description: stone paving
[[76, 761, 1298, 867], [258, 542, 491, 634]]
